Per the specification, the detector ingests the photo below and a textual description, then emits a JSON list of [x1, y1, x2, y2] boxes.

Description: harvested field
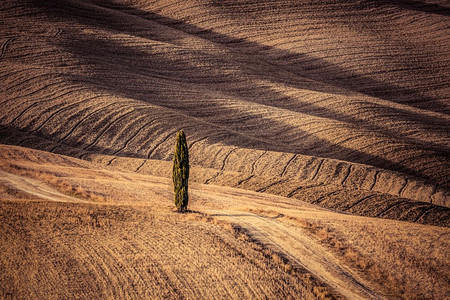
[[2, 199, 328, 299], [1, 145, 449, 299]]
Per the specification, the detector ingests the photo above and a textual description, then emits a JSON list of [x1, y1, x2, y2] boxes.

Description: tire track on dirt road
[[0, 170, 87, 203], [209, 209, 384, 300]]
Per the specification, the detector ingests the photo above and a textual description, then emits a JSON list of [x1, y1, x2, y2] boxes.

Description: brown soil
[[1, 0, 449, 298]]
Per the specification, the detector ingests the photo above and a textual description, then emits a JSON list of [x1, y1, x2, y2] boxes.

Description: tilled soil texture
[[1, 0, 450, 299], [1, 0, 449, 187]]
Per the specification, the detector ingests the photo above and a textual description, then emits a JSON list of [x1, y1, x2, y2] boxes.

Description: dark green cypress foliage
[[172, 130, 189, 212]]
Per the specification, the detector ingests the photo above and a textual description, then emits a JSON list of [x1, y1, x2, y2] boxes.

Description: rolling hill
[[1, 0, 449, 299]]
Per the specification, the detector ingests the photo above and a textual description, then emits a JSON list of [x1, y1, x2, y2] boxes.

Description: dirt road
[[0, 170, 87, 203], [208, 209, 383, 300]]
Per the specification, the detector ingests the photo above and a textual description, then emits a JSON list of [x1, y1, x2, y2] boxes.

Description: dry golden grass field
[[1, 0, 449, 299]]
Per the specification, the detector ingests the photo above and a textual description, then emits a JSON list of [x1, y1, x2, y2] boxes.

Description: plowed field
[[1, 0, 449, 298]]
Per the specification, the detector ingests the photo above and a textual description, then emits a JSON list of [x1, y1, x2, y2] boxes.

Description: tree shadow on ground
[[15, 0, 450, 184]]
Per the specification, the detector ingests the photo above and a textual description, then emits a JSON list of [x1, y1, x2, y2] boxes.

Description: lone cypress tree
[[172, 130, 189, 212]]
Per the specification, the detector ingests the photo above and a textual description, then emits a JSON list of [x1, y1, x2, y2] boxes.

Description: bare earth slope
[[1, 0, 450, 298]]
